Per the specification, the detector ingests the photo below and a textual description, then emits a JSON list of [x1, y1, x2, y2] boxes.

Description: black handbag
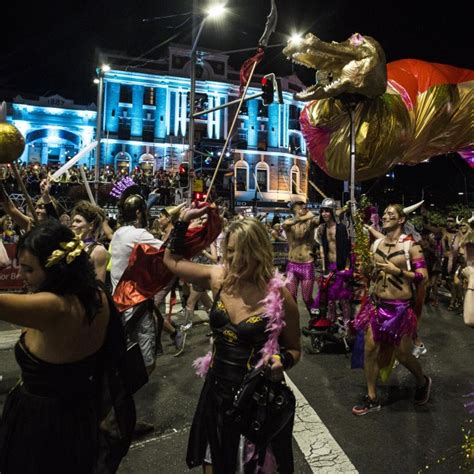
[[123, 341, 149, 394], [230, 366, 296, 445]]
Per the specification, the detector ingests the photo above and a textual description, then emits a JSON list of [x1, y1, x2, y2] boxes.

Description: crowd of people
[[0, 176, 472, 473], [0, 163, 215, 211]]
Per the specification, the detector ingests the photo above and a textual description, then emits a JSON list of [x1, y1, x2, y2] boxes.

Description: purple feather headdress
[[109, 176, 136, 199]]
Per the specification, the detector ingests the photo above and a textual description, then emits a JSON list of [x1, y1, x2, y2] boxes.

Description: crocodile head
[[283, 32, 387, 101]]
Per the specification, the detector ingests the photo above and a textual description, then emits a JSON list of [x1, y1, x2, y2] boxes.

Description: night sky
[[2, 0, 472, 205], [2, 0, 472, 103]]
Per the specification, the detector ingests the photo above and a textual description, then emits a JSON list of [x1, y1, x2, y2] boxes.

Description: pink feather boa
[[192, 271, 287, 377]]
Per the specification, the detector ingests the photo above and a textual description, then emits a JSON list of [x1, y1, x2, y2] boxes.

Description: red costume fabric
[[113, 208, 222, 312]]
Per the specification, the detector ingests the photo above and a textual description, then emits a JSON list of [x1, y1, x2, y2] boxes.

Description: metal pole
[[348, 106, 356, 216], [193, 91, 263, 118], [205, 60, 259, 203], [94, 72, 104, 203], [187, 3, 206, 203]]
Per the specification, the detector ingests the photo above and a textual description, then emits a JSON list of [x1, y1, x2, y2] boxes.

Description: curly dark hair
[[17, 221, 102, 324]]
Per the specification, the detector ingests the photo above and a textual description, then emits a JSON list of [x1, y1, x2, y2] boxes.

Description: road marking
[[130, 426, 191, 450], [285, 374, 358, 473], [0, 330, 21, 350]]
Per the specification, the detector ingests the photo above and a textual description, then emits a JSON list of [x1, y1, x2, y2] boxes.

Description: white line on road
[[285, 374, 358, 473], [0, 330, 21, 350], [130, 426, 191, 450]]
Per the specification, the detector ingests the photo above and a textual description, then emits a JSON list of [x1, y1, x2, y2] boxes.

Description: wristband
[[167, 220, 189, 255], [413, 271, 424, 284]]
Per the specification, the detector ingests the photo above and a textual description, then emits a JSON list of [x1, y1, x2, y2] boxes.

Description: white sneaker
[[412, 343, 427, 358]]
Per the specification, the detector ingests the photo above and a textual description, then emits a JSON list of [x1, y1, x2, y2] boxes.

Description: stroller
[[302, 271, 353, 354]]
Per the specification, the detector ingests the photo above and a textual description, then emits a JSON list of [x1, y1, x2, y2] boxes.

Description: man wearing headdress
[[352, 203, 431, 415], [282, 197, 319, 315], [110, 190, 163, 435], [420, 208, 458, 303], [449, 216, 473, 310], [310, 197, 352, 326]]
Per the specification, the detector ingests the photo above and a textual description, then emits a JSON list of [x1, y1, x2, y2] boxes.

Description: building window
[[235, 159, 249, 192], [144, 87, 155, 106], [119, 85, 132, 103], [290, 165, 300, 194], [255, 162, 269, 192]]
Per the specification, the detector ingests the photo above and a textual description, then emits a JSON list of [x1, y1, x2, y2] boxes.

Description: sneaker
[[133, 420, 154, 438], [412, 343, 427, 358], [174, 330, 185, 350], [414, 376, 432, 405], [352, 395, 381, 416]]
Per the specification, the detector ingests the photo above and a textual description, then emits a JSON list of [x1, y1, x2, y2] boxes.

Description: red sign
[[0, 243, 23, 290]]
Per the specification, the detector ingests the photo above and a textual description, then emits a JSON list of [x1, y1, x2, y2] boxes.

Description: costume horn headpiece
[[456, 215, 463, 225], [403, 200, 424, 215], [468, 212, 474, 224], [162, 202, 186, 217]]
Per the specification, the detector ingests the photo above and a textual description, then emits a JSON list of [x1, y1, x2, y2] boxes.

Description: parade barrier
[[0, 244, 22, 290]]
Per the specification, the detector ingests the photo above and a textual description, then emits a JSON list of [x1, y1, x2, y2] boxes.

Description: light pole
[[93, 64, 110, 203], [187, 2, 226, 202]]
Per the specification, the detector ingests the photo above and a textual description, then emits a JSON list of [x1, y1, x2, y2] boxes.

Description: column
[[105, 82, 120, 133], [154, 87, 167, 139], [207, 96, 214, 138], [247, 99, 258, 148], [130, 85, 145, 138], [267, 103, 279, 148]]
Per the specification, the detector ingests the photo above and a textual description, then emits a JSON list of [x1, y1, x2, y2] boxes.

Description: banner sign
[[0, 244, 23, 290]]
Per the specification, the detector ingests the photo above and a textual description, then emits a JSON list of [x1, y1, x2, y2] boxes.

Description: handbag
[[123, 341, 149, 394], [230, 366, 296, 445]]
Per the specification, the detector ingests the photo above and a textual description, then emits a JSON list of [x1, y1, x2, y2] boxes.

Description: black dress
[[0, 333, 102, 474], [186, 289, 294, 473], [0, 290, 136, 474]]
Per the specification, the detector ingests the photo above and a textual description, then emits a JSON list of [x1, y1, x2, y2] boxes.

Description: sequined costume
[[187, 289, 294, 473], [353, 298, 418, 346], [285, 260, 314, 309]]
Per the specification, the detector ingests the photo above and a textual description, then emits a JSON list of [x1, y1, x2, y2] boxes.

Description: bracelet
[[279, 351, 295, 371], [167, 220, 189, 255], [413, 271, 424, 284]]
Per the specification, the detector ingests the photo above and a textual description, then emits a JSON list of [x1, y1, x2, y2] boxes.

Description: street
[[0, 297, 472, 473]]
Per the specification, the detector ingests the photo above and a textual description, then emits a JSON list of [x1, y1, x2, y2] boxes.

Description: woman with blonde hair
[[71, 200, 109, 282], [164, 208, 301, 473]]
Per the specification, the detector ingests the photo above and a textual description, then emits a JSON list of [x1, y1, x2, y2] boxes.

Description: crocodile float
[[283, 33, 474, 180]]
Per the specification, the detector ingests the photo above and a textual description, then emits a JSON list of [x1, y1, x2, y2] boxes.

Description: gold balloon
[[0, 123, 25, 164]]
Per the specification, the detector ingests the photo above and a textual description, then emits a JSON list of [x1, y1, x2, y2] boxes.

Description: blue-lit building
[[4, 44, 310, 208]]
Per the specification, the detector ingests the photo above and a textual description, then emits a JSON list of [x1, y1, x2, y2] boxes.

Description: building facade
[[4, 44, 310, 207]]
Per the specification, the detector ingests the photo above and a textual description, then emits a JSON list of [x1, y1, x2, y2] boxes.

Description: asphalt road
[[0, 297, 472, 473]]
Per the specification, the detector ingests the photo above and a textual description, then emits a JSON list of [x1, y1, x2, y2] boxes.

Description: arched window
[[255, 161, 269, 192], [235, 159, 249, 192], [290, 165, 300, 194], [114, 151, 132, 173], [139, 153, 155, 172]]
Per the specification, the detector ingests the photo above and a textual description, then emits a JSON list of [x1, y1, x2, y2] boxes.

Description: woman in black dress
[[0, 221, 133, 473], [164, 208, 301, 473]]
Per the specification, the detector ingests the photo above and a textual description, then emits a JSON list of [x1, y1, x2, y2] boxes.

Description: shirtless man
[[450, 218, 471, 310], [311, 197, 352, 324], [420, 208, 457, 301], [352, 204, 431, 415], [282, 198, 319, 315]]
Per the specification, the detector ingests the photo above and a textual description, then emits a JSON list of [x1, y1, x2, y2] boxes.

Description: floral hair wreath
[[45, 237, 85, 268]]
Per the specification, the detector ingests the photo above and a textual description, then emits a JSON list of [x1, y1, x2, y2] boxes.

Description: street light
[[187, 2, 226, 202], [94, 64, 110, 202]]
